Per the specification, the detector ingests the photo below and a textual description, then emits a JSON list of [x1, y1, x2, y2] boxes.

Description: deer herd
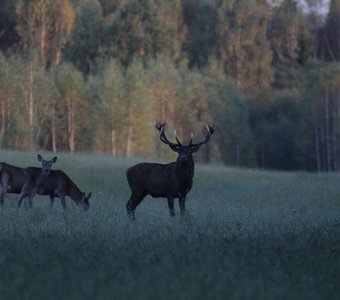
[[0, 123, 214, 218]]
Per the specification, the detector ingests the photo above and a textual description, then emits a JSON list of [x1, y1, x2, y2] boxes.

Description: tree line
[[0, 0, 339, 171]]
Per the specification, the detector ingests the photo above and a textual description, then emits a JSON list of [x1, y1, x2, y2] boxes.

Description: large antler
[[188, 125, 215, 148], [156, 123, 182, 148], [156, 123, 214, 150]]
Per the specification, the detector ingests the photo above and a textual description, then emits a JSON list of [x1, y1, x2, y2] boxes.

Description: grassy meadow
[[0, 150, 339, 300]]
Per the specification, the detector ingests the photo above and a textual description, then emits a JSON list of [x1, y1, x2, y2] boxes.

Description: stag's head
[[37, 154, 57, 174], [156, 123, 215, 163]]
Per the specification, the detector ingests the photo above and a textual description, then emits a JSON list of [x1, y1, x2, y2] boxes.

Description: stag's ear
[[87, 192, 92, 200], [37, 154, 43, 161]]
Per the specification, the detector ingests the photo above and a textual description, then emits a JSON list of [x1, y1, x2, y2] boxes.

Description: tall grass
[[0, 150, 339, 299]]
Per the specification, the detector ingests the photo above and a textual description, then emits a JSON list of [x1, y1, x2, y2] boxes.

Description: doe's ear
[[87, 192, 92, 200], [52, 156, 57, 163], [37, 154, 43, 161]]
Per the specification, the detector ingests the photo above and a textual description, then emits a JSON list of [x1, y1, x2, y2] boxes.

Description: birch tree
[[125, 59, 154, 157], [52, 63, 89, 153], [217, 0, 273, 90], [16, 0, 75, 67], [91, 60, 126, 155]]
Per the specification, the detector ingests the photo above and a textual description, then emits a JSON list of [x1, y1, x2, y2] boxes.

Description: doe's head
[[37, 154, 57, 173], [79, 192, 91, 211]]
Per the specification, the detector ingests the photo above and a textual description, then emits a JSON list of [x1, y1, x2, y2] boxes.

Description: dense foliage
[[0, 0, 339, 171]]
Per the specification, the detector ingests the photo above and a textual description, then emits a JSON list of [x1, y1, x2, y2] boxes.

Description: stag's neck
[[176, 156, 194, 180]]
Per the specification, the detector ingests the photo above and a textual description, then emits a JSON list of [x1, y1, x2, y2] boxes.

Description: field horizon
[[0, 150, 339, 299]]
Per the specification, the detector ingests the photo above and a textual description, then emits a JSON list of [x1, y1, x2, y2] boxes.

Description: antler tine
[[174, 130, 183, 146], [189, 132, 194, 146], [155, 122, 165, 132], [156, 123, 178, 147], [189, 124, 215, 147]]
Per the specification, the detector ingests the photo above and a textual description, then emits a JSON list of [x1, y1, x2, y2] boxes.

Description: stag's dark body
[[126, 123, 214, 218], [127, 157, 193, 200]]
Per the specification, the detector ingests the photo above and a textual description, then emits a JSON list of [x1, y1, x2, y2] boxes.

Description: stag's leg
[[126, 189, 147, 218], [26, 197, 33, 209], [0, 192, 3, 210], [0, 186, 7, 207], [49, 196, 55, 209], [24, 196, 31, 209], [0, 189, 5, 212], [26, 188, 37, 209], [17, 191, 29, 210], [167, 197, 175, 217], [179, 196, 186, 216], [59, 195, 67, 210], [126, 197, 135, 218], [0, 178, 9, 208]]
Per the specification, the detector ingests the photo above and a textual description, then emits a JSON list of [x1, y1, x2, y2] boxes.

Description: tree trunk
[[0, 96, 7, 135], [126, 107, 134, 157], [337, 91, 340, 170], [127, 125, 133, 157], [34, 101, 49, 146], [314, 124, 321, 172], [40, 10, 46, 59], [333, 90, 338, 171], [235, 28, 242, 88], [325, 86, 331, 171], [51, 106, 57, 154], [29, 65, 34, 128], [111, 125, 116, 156], [55, 22, 64, 65], [67, 97, 75, 153], [236, 143, 240, 167], [320, 124, 326, 171]]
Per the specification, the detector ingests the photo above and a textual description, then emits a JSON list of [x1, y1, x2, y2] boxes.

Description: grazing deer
[[0, 154, 57, 208], [126, 123, 214, 218], [17, 168, 91, 211]]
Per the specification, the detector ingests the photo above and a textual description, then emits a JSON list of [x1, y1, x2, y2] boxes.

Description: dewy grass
[[0, 151, 339, 300]]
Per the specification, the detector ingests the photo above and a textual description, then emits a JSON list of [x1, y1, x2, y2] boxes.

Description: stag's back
[[126, 162, 186, 197]]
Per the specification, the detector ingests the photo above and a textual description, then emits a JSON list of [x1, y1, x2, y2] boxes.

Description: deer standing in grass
[[126, 123, 214, 218], [18, 168, 91, 211], [0, 154, 57, 208]]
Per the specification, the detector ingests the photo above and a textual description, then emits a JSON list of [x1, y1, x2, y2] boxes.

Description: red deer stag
[[18, 168, 91, 211], [126, 123, 214, 218], [0, 154, 57, 208]]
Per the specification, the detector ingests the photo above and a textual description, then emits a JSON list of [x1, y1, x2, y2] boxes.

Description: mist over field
[[0, 151, 339, 299]]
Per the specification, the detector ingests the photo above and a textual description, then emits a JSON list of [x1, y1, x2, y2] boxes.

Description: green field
[[0, 150, 339, 300]]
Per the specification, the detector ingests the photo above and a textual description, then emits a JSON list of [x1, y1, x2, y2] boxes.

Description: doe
[[18, 168, 91, 211], [0, 154, 57, 208]]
